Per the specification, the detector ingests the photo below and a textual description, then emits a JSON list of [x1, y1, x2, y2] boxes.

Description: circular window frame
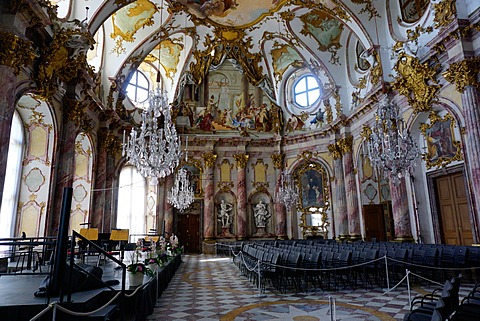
[[286, 70, 323, 116], [292, 74, 322, 109], [126, 70, 150, 105]]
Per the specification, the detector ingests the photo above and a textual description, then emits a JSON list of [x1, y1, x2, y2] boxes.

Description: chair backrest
[[431, 297, 447, 321]]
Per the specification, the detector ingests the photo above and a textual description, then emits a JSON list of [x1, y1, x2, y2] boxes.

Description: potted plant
[[127, 262, 154, 287]]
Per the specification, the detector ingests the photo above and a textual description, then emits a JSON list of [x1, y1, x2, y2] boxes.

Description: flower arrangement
[[127, 262, 154, 277]]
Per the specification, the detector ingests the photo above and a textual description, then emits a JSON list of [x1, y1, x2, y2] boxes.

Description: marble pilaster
[[328, 143, 348, 238], [390, 178, 413, 240], [164, 174, 174, 235], [274, 167, 287, 238], [202, 152, 217, 239], [339, 136, 361, 239], [234, 153, 248, 239]]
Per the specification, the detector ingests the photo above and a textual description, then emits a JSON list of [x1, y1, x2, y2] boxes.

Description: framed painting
[[295, 162, 329, 211], [420, 112, 462, 169]]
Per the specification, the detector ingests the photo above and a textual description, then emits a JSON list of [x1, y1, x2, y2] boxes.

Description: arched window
[[117, 165, 146, 238], [0, 111, 24, 238], [126, 70, 149, 104]]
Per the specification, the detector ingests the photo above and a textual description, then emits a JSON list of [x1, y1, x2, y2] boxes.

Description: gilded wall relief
[[420, 112, 462, 169], [294, 162, 330, 211], [17, 195, 45, 237], [270, 42, 302, 82], [110, 0, 157, 55]]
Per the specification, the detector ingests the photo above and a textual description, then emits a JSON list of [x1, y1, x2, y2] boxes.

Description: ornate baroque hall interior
[[1, 0, 480, 320]]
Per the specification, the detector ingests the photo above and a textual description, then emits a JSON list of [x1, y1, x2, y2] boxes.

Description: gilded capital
[[271, 153, 284, 169], [443, 58, 480, 92], [202, 152, 217, 168], [338, 135, 353, 154], [0, 32, 35, 75], [328, 143, 342, 160], [233, 153, 249, 169]]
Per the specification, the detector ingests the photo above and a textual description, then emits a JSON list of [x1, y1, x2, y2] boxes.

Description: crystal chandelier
[[167, 138, 194, 211], [167, 168, 194, 212], [366, 94, 419, 185], [122, 12, 181, 186], [277, 172, 298, 211]]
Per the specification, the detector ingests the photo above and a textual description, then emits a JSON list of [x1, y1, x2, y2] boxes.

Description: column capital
[[443, 57, 480, 93], [233, 153, 249, 169], [328, 142, 342, 160], [271, 153, 284, 169], [0, 32, 35, 75], [338, 135, 353, 154], [202, 151, 217, 168]]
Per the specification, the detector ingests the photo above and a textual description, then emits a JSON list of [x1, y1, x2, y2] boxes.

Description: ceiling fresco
[[45, 0, 445, 135]]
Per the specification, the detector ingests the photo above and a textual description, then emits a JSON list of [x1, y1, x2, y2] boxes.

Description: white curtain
[[0, 111, 24, 238], [117, 165, 146, 241]]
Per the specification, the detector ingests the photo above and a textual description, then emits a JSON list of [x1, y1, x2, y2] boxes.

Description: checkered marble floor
[[147, 254, 475, 321]]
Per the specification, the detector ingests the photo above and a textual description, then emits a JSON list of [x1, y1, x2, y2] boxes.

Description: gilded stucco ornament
[[338, 135, 353, 154], [351, 0, 380, 20], [392, 53, 439, 113], [433, 0, 457, 29], [37, 20, 95, 100], [202, 152, 217, 168], [271, 153, 285, 169], [369, 51, 382, 85], [361, 125, 372, 140], [100, 130, 120, 154], [323, 99, 333, 123], [0, 32, 36, 75], [443, 58, 480, 92], [327, 142, 342, 160], [65, 99, 89, 130], [233, 154, 249, 169]]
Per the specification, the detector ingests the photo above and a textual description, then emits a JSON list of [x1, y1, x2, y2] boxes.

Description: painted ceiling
[[49, 0, 447, 134]]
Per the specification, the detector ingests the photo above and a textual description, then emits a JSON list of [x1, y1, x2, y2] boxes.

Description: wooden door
[[363, 204, 386, 242], [435, 172, 472, 245], [176, 213, 200, 253]]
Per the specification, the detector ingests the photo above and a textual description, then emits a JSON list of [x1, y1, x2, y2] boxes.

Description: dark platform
[[0, 255, 181, 321]]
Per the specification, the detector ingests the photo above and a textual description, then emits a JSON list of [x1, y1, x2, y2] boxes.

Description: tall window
[[0, 111, 24, 238], [293, 75, 321, 108], [117, 165, 146, 238], [126, 70, 149, 104]]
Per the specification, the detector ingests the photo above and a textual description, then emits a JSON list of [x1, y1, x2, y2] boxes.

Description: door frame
[[426, 164, 477, 243]]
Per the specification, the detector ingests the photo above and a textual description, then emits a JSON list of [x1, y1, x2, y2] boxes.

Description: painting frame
[[294, 162, 329, 211], [420, 112, 462, 169]]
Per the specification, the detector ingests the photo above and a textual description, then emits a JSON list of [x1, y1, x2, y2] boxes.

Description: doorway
[[363, 204, 387, 242], [434, 171, 472, 245], [175, 200, 202, 254]]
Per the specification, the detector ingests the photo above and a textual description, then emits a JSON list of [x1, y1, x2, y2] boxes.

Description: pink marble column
[[389, 178, 413, 240], [329, 143, 348, 239], [203, 164, 215, 239], [341, 137, 361, 239], [91, 141, 107, 231], [274, 167, 287, 238], [51, 115, 78, 233], [236, 164, 247, 239], [164, 174, 174, 235], [0, 66, 17, 208], [461, 86, 480, 225]]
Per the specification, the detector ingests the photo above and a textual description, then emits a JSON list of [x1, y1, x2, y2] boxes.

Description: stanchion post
[[406, 269, 411, 306], [329, 296, 334, 321], [385, 255, 390, 290], [254, 259, 266, 298]]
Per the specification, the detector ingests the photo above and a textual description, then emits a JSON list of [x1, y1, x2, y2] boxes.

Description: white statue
[[254, 200, 270, 228], [218, 199, 233, 228]]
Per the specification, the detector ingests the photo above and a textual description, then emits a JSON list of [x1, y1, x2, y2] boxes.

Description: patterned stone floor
[[147, 254, 473, 321]]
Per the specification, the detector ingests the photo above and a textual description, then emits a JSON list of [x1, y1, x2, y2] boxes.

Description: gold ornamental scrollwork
[[392, 52, 439, 113], [0, 32, 35, 75], [327, 143, 342, 160], [337, 135, 353, 154], [100, 131, 120, 155], [271, 153, 284, 169], [361, 125, 372, 140], [233, 154, 249, 169], [202, 152, 217, 168], [65, 99, 86, 127], [443, 58, 480, 92], [433, 0, 457, 29], [351, 0, 380, 20], [217, 181, 234, 192]]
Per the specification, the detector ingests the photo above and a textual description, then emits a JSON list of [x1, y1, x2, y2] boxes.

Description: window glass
[[117, 166, 146, 238], [127, 70, 150, 104], [399, 0, 429, 23], [0, 111, 24, 239], [293, 75, 321, 108]]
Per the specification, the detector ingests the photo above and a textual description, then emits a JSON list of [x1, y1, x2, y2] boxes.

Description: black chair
[[404, 297, 450, 321]]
